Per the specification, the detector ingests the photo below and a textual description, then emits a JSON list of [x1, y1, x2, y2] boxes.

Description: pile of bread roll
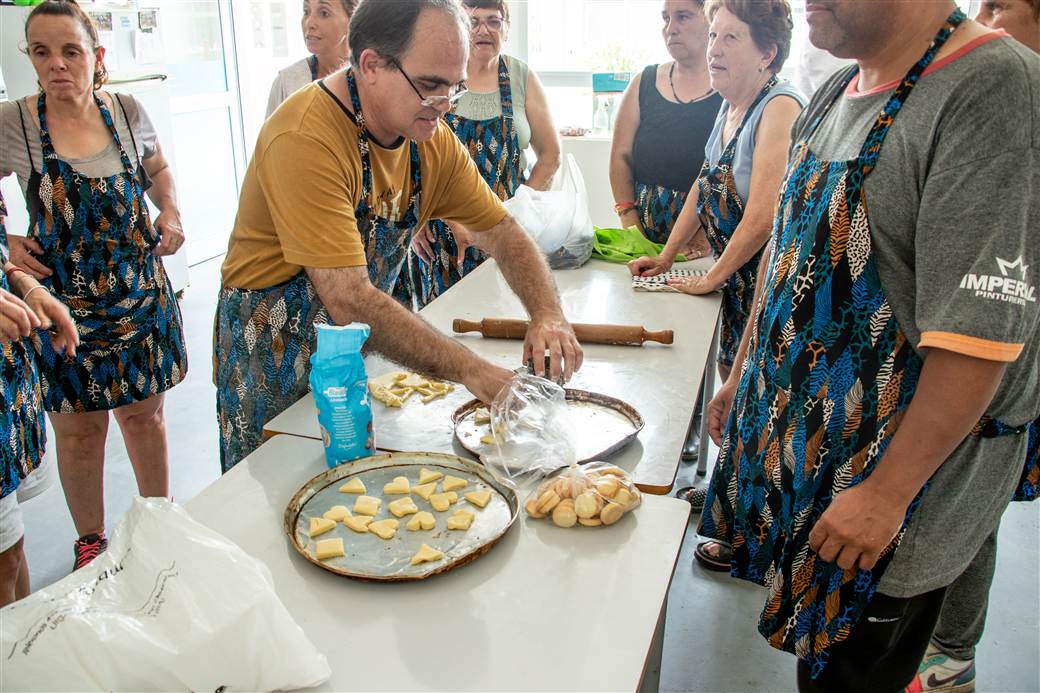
[[524, 465, 641, 527]]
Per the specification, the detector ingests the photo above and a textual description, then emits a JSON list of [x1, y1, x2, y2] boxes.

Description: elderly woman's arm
[[671, 96, 801, 295], [523, 70, 561, 191], [609, 75, 646, 234], [142, 142, 185, 257]]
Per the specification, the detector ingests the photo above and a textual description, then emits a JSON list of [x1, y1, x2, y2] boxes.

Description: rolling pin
[[452, 318, 674, 346]]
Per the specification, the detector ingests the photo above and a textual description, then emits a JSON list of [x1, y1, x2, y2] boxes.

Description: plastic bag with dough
[[368, 519, 399, 540], [308, 517, 337, 538], [338, 478, 366, 494], [323, 505, 352, 522], [383, 476, 410, 495], [388, 497, 419, 517], [353, 495, 381, 516], [410, 543, 444, 565], [442, 475, 468, 492], [315, 538, 345, 560], [418, 468, 443, 485]]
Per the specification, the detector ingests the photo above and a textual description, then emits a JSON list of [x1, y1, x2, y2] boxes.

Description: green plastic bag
[[591, 226, 687, 264]]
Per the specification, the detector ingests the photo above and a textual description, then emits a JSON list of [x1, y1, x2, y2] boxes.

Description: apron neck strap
[[859, 8, 967, 171]]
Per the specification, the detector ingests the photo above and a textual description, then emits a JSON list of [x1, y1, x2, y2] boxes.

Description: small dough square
[[353, 495, 382, 516], [419, 468, 444, 484], [368, 519, 400, 540], [384, 476, 411, 495], [389, 497, 420, 517], [339, 478, 366, 494], [464, 490, 492, 509], [315, 537, 345, 560], [410, 543, 444, 565], [308, 516, 337, 538], [323, 505, 352, 522], [442, 475, 468, 492]]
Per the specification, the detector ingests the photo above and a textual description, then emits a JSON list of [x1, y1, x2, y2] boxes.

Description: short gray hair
[[348, 0, 467, 65]]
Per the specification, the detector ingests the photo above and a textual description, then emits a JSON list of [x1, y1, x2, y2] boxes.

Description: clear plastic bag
[[482, 374, 641, 528]]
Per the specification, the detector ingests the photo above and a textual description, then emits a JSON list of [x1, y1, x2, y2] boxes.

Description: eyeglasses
[[469, 16, 505, 32], [389, 57, 467, 108]]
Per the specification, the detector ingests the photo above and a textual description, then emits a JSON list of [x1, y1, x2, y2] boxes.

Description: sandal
[[694, 540, 732, 572], [675, 486, 708, 513]]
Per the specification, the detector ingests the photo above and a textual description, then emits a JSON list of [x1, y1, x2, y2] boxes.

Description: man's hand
[[152, 210, 185, 257], [523, 315, 583, 382], [1, 288, 40, 341], [6, 235, 51, 279], [808, 479, 908, 572], [706, 377, 737, 446], [25, 289, 78, 356], [462, 363, 514, 404]]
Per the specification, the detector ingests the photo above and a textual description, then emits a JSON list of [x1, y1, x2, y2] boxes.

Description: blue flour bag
[[309, 323, 374, 468]]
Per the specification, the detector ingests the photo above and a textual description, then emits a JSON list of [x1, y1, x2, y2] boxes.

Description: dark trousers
[[797, 586, 948, 693]]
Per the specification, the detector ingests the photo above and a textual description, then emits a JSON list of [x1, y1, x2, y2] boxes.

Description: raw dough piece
[[442, 475, 468, 492], [353, 495, 382, 516], [388, 497, 420, 517], [464, 490, 492, 509], [308, 517, 337, 538], [418, 468, 443, 484], [369, 371, 455, 408], [430, 492, 455, 512], [384, 476, 411, 495], [344, 515, 374, 533], [447, 509, 475, 530], [412, 482, 438, 501], [368, 519, 400, 540], [323, 505, 352, 522], [410, 543, 444, 565], [406, 511, 436, 531], [474, 408, 491, 425], [339, 478, 366, 494], [480, 435, 495, 445], [315, 538, 345, 560]]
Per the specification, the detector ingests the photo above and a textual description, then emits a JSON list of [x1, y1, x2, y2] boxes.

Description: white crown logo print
[[960, 256, 1036, 306]]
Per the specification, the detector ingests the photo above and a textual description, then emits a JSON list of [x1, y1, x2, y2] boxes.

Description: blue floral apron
[[407, 56, 524, 308], [694, 76, 776, 367], [633, 182, 687, 246], [699, 10, 1030, 675], [0, 194, 46, 499], [214, 69, 423, 471], [25, 93, 186, 414]]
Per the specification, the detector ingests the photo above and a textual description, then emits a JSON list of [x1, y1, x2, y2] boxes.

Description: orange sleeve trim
[[919, 331, 1023, 363]]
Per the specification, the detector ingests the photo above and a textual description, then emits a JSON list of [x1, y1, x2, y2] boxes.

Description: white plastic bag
[[505, 154, 593, 269], [1, 498, 331, 692]]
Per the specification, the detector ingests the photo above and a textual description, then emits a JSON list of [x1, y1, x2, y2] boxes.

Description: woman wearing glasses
[[406, 0, 561, 309], [266, 0, 357, 118]]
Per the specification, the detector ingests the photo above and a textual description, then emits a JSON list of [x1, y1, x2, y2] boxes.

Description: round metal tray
[[284, 452, 518, 581], [452, 389, 645, 463]]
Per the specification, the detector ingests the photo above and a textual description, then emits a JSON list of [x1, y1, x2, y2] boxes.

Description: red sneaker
[[73, 532, 108, 571]]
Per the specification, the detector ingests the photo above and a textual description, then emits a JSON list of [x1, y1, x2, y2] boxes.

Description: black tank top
[[631, 63, 723, 193]]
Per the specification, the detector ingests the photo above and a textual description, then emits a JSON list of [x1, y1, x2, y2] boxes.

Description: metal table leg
[[696, 316, 720, 476]]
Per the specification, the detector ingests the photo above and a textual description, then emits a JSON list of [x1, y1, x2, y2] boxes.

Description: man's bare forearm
[[475, 216, 566, 322], [306, 266, 479, 382]]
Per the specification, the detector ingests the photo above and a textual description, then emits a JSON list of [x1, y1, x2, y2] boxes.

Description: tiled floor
[[20, 257, 1040, 692]]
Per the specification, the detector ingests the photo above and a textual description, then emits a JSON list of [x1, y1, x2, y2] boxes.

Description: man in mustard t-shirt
[[214, 0, 583, 471]]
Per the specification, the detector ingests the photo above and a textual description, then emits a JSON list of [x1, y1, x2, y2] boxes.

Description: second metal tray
[[452, 389, 645, 463]]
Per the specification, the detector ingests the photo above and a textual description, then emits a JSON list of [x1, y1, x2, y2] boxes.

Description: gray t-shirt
[[266, 57, 315, 119], [0, 92, 158, 207], [704, 79, 805, 205], [451, 55, 530, 172], [792, 35, 1040, 596]]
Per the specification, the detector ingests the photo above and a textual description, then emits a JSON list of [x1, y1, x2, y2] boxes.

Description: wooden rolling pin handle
[[453, 319, 482, 334], [642, 329, 674, 345], [454, 318, 674, 347]]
